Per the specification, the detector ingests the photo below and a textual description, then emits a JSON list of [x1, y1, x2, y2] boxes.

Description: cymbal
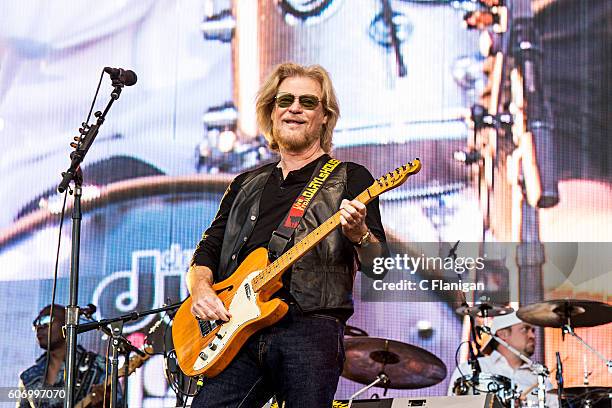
[[342, 337, 447, 389], [344, 325, 369, 337], [517, 299, 612, 328], [456, 303, 514, 318]]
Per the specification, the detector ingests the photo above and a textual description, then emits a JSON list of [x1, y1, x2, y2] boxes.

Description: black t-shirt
[[192, 154, 386, 274]]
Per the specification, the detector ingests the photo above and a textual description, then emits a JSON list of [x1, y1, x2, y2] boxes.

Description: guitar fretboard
[[251, 188, 372, 292]]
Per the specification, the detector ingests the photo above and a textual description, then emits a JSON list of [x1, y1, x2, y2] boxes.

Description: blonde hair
[[255, 62, 339, 153]]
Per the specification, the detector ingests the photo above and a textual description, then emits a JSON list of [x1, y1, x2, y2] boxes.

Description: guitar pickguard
[[193, 271, 261, 371]]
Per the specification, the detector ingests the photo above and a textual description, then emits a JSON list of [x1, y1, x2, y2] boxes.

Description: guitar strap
[[267, 157, 342, 261]]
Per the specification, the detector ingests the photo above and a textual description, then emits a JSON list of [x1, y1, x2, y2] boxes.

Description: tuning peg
[[70, 142, 79, 149], [73, 136, 82, 142], [94, 111, 102, 117]]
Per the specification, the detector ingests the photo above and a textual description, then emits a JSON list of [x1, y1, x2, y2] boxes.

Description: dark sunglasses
[[274, 93, 321, 110], [32, 314, 54, 330]]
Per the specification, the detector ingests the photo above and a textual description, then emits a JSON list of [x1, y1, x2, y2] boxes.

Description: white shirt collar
[[490, 349, 531, 370]]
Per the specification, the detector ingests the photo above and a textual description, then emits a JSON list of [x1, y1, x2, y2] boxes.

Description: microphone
[[468, 340, 482, 384], [556, 352, 563, 403], [80, 304, 97, 319], [104, 67, 138, 86]]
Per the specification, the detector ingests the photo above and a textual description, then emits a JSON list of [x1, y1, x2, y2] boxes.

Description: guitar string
[[252, 185, 377, 292]]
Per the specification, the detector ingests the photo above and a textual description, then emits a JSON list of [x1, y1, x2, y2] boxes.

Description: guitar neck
[[251, 188, 373, 292]]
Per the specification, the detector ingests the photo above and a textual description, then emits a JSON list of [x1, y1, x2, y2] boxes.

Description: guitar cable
[[182, 378, 193, 408], [454, 340, 470, 380], [162, 311, 200, 400], [36, 189, 68, 408]]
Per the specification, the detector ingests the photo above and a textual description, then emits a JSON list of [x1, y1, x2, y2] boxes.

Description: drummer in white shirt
[[447, 312, 559, 407]]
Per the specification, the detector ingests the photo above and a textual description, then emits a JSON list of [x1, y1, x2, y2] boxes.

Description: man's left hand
[[339, 199, 368, 244]]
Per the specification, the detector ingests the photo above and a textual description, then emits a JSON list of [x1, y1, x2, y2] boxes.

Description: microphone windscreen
[[121, 70, 138, 86]]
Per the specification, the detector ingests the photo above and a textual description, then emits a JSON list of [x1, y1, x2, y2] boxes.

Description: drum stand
[[562, 324, 612, 375], [479, 326, 549, 408], [558, 322, 611, 408], [347, 373, 389, 408]]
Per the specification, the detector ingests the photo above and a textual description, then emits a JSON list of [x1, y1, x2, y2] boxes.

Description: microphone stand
[[77, 302, 182, 408], [448, 241, 483, 391], [466, 318, 483, 393], [59, 78, 127, 408], [479, 325, 549, 408], [555, 352, 563, 407]]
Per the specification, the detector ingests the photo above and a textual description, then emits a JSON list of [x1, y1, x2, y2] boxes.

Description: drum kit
[[341, 299, 612, 408]]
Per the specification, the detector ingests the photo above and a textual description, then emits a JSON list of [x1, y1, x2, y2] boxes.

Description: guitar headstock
[[368, 159, 421, 197]]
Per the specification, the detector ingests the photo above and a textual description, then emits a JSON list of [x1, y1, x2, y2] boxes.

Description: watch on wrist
[[354, 229, 372, 248]]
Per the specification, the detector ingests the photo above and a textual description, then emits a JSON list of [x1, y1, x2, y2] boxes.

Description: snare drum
[[454, 373, 517, 407]]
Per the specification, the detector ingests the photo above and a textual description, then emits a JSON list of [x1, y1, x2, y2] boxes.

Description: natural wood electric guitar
[[172, 160, 421, 377]]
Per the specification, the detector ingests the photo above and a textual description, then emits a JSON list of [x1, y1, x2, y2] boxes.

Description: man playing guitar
[[17, 305, 122, 408], [187, 62, 387, 407]]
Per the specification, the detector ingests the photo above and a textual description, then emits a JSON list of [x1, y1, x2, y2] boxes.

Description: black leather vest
[[217, 162, 358, 314]]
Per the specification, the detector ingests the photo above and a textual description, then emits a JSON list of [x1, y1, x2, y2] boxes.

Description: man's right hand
[[186, 265, 231, 322]]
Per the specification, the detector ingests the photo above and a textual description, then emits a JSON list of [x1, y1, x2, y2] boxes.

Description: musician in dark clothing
[[187, 62, 387, 407], [17, 305, 119, 408]]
